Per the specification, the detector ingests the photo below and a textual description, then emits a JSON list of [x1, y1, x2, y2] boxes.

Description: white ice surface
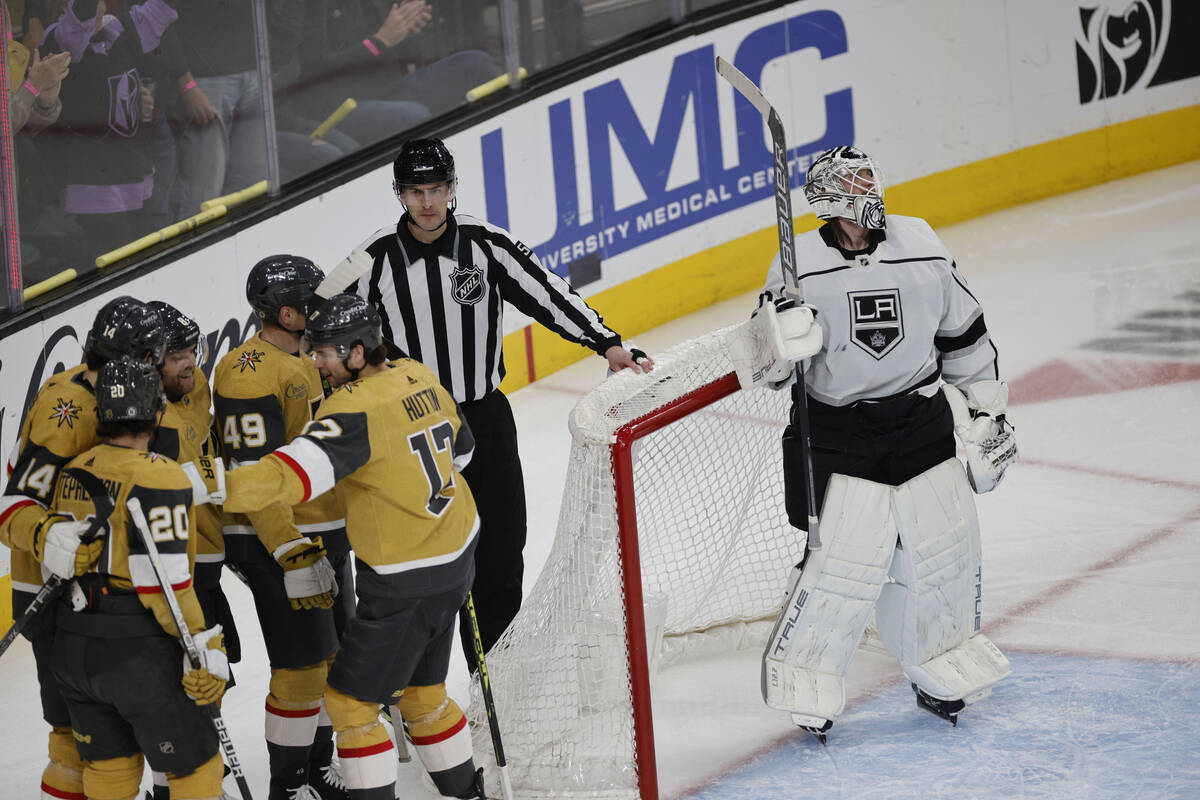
[[1, 162, 1198, 799]]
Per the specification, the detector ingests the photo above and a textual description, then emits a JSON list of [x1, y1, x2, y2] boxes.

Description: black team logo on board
[[1076, 1, 1200, 103], [849, 290, 904, 359]]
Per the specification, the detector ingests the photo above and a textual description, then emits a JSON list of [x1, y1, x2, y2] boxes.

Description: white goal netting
[[466, 324, 803, 798]]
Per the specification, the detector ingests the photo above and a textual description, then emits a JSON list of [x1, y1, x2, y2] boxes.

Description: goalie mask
[[804, 146, 886, 231]]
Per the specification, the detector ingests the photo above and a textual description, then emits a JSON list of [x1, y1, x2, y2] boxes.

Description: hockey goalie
[[732, 146, 1018, 742]]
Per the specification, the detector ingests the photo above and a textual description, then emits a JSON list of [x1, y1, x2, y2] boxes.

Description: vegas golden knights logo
[[848, 289, 903, 359]]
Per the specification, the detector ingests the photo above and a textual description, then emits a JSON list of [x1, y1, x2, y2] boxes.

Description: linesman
[[351, 137, 654, 666]]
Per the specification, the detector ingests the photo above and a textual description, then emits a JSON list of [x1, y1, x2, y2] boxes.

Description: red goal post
[[467, 325, 802, 799]]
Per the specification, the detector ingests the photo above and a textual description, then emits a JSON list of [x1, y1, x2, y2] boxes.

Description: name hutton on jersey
[[402, 387, 442, 422]]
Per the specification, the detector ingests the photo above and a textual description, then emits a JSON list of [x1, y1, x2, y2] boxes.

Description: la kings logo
[[848, 289, 903, 359]]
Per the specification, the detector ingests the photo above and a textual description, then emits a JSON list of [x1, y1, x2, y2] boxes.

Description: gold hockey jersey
[[152, 368, 223, 561], [212, 332, 343, 555], [224, 359, 478, 590], [1, 364, 100, 591], [54, 443, 205, 636]]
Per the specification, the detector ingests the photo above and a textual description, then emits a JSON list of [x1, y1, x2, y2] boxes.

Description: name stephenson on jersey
[[760, 215, 999, 406]]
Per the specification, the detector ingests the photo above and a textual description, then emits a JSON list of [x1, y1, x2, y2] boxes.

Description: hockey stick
[[715, 56, 823, 552], [126, 497, 254, 800], [465, 592, 514, 800], [0, 469, 113, 659], [314, 249, 374, 301]]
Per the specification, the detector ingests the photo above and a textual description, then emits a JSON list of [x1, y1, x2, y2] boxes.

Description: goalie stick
[[126, 496, 254, 800], [314, 249, 374, 301], [715, 56, 822, 551], [0, 468, 113, 659], [716, 56, 837, 722]]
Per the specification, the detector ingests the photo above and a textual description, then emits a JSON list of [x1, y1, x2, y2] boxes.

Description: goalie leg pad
[[762, 473, 896, 721], [875, 458, 1010, 700]]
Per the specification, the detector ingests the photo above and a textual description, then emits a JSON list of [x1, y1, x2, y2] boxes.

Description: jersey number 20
[[408, 421, 456, 517]]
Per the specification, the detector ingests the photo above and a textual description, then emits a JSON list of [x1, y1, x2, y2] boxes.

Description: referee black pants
[[782, 388, 955, 532], [457, 389, 527, 668]]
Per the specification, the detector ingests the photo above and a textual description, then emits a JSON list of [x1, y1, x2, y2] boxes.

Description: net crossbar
[[467, 325, 802, 799]]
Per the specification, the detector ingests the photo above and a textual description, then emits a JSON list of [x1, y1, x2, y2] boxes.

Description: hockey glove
[[943, 381, 1018, 494], [180, 455, 226, 505], [763, 296, 822, 385], [274, 536, 337, 610], [32, 513, 106, 580], [181, 625, 230, 706]]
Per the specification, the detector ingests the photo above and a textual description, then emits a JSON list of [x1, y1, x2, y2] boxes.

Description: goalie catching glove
[[273, 536, 338, 610], [180, 455, 226, 505], [942, 380, 1018, 493], [181, 625, 230, 706], [32, 513, 106, 580]]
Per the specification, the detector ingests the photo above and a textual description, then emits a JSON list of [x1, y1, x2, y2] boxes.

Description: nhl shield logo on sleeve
[[450, 264, 486, 306], [848, 289, 904, 358]]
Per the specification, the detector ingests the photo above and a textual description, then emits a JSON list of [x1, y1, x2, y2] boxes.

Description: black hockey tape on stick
[[127, 497, 255, 800], [715, 55, 823, 550], [0, 470, 113, 659], [466, 592, 515, 800]]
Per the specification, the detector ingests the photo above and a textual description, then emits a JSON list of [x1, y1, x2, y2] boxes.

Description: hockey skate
[[913, 684, 966, 725], [790, 714, 833, 746]]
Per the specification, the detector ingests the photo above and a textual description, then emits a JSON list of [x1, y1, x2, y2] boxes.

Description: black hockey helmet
[[304, 294, 384, 358], [393, 138, 455, 189], [147, 300, 203, 357], [245, 255, 325, 322], [85, 296, 166, 367], [96, 355, 165, 423]]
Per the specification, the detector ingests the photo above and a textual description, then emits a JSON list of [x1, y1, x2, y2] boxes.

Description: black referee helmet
[[393, 138, 455, 191]]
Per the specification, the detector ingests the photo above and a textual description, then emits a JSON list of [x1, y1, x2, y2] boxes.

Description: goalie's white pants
[[762, 458, 1011, 721]]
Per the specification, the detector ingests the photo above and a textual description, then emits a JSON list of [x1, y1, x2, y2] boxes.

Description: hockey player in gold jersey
[[212, 255, 350, 800], [144, 300, 240, 800], [223, 294, 487, 800], [0, 296, 165, 800], [49, 356, 227, 800]]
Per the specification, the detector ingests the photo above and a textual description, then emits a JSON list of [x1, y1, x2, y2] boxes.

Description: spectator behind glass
[[170, 1, 268, 217], [289, 0, 497, 149], [7, 1, 69, 275], [7, 3, 68, 134], [39, 0, 179, 263], [266, 0, 362, 183]]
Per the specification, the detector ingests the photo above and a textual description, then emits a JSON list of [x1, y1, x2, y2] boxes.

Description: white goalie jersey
[[759, 215, 998, 406]]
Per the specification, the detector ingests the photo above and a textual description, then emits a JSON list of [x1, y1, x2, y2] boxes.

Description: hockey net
[[466, 324, 807, 799]]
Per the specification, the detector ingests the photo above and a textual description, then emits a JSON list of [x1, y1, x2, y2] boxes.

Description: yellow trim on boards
[[0, 575, 10, 629], [498, 103, 1200, 394]]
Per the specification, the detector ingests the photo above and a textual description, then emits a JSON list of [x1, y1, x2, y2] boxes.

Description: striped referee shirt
[[353, 211, 623, 402]]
